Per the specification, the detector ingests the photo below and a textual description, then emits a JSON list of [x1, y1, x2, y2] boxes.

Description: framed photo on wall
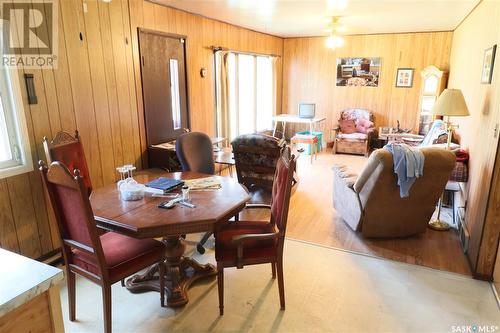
[[481, 44, 496, 84], [336, 57, 381, 87], [395, 68, 414, 88]]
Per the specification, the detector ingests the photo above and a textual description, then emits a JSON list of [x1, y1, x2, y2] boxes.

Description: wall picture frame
[[481, 44, 496, 84], [336, 57, 381, 87], [395, 68, 414, 88]]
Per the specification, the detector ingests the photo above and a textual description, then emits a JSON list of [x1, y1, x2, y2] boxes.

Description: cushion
[[53, 184, 93, 247], [337, 133, 367, 140], [51, 141, 92, 195], [215, 221, 277, 262], [72, 232, 164, 282], [339, 119, 357, 134], [341, 109, 371, 121], [355, 118, 374, 134]]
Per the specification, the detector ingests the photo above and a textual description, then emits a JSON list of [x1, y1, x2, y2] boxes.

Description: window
[[169, 59, 181, 130], [0, 65, 33, 179], [215, 51, 276, 141]]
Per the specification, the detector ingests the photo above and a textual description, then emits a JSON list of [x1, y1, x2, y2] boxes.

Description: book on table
[[145, 177, 184, 194]]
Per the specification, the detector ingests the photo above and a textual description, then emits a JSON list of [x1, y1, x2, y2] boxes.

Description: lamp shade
[[432, 89, 470, 117]]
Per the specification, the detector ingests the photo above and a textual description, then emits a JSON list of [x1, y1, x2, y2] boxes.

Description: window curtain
[[271, 56, 278, 117], [215, 51, 278, 140], [215, 51, 231, 140]]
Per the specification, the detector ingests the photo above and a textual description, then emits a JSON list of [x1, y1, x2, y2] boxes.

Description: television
[[299, 103, 315, 119]]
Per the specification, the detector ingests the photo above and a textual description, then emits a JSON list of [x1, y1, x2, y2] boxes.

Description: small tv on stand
[[299, 103, 316, 119]]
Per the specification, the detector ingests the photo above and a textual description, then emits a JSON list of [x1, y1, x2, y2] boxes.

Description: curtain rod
[[211, 46, 281, 58]]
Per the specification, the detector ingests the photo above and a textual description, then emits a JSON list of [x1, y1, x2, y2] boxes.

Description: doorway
[[138, 29, 189, 145]]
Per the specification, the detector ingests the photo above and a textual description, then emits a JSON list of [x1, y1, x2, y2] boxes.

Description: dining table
[[90, 169, 250, 307]]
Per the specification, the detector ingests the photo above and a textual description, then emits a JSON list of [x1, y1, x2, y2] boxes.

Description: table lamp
[[428, 88, 470, 231]]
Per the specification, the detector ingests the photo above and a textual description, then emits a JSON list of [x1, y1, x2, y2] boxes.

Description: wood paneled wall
[[0, 0, 284, 259], [0, 0, 141, 258], [449, 0, 500, 280], [282, 32, 453, 139], [128, 0, 284, 156]]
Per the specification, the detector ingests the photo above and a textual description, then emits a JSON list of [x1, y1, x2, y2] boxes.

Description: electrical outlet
[[83, 2, 88, 13], [494, 123, 499, 139]]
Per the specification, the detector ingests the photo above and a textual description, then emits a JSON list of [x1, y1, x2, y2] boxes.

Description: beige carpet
[[59, 237, 499, 333]]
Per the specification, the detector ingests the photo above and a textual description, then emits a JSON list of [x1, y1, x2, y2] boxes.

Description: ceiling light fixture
[[325, 16, 345, 50], [327, 0, 348, 11]]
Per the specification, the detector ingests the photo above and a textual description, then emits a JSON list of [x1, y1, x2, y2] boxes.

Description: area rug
[[60, 237, 499, 333]]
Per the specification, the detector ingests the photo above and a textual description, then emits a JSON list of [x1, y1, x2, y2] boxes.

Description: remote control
[[179, 201, 196, 208], [158, 197, 183, 209]]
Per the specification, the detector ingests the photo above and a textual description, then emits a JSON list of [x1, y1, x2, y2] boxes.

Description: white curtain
[[215, 51, 277, 141]]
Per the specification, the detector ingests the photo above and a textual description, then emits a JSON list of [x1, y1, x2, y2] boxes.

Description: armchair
[[332, 108, 376, 156], [232, 133, 286, 208], [332, 147, 456, 237]]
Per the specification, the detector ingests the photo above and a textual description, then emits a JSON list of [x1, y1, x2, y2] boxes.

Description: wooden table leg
[[125, 236, 216, 307]]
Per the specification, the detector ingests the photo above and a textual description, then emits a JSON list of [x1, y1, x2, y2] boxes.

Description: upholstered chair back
[[175, 132, 215, 175], [43, 131, 93, 196], [232, 133, 285, 191], [271, 147, 296, 233]]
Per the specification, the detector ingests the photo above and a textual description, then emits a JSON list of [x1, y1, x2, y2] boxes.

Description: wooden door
[[139, 30, 189, 145]]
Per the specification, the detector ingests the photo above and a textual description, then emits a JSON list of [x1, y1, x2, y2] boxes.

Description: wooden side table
[[214, 148, 235, 176]]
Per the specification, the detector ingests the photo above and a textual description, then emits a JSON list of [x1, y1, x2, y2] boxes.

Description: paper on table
[[184, 177, 222, 190]]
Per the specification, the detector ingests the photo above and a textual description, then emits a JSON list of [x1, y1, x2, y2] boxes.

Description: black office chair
[[176, 132, 215, 175], [176, 132, 215, 254]]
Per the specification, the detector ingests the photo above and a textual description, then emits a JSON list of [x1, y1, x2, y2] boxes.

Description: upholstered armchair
[[332, 108, 376, 156], [232, 133, 286, 206], [332, 148, 456, 238]]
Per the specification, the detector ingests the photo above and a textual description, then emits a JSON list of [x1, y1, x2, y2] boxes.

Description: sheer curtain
[[215, 51, 277, 141]]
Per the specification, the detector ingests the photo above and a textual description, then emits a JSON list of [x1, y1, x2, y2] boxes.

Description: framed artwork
[[395, 68, 414, 88], [336, 57, 381, 87], [481, 44, 496, 84]]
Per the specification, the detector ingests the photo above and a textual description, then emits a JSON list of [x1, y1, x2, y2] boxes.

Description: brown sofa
[[332, 148, 456, 238]]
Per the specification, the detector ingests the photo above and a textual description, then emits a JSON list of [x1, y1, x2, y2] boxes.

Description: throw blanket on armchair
[[384, 143, 425, 198]]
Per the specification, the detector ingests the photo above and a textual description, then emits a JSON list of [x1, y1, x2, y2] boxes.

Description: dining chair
[[43, 130, 93, 196], [214, 146, 296, 315], [175, 132, 216, 254], [39, 161, 166, 333]]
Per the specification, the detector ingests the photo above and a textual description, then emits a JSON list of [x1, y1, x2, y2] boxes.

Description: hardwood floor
[[238, 148, 472, 276]]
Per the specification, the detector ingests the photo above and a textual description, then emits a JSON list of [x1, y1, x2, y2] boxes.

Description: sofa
[[332, 147, 456, 238]]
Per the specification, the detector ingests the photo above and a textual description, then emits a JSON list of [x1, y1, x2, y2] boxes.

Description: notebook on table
[[145, 177, 184, 194]]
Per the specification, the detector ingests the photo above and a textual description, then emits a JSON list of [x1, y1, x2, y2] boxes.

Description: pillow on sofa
[[355, 118, 374, 134], [339, 119, 357, 134]]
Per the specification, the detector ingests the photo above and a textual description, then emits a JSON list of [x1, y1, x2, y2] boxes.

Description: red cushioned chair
[[215, 146, 296, 315], [43, 130, 93, 196], [39, 161, 165, 333]]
